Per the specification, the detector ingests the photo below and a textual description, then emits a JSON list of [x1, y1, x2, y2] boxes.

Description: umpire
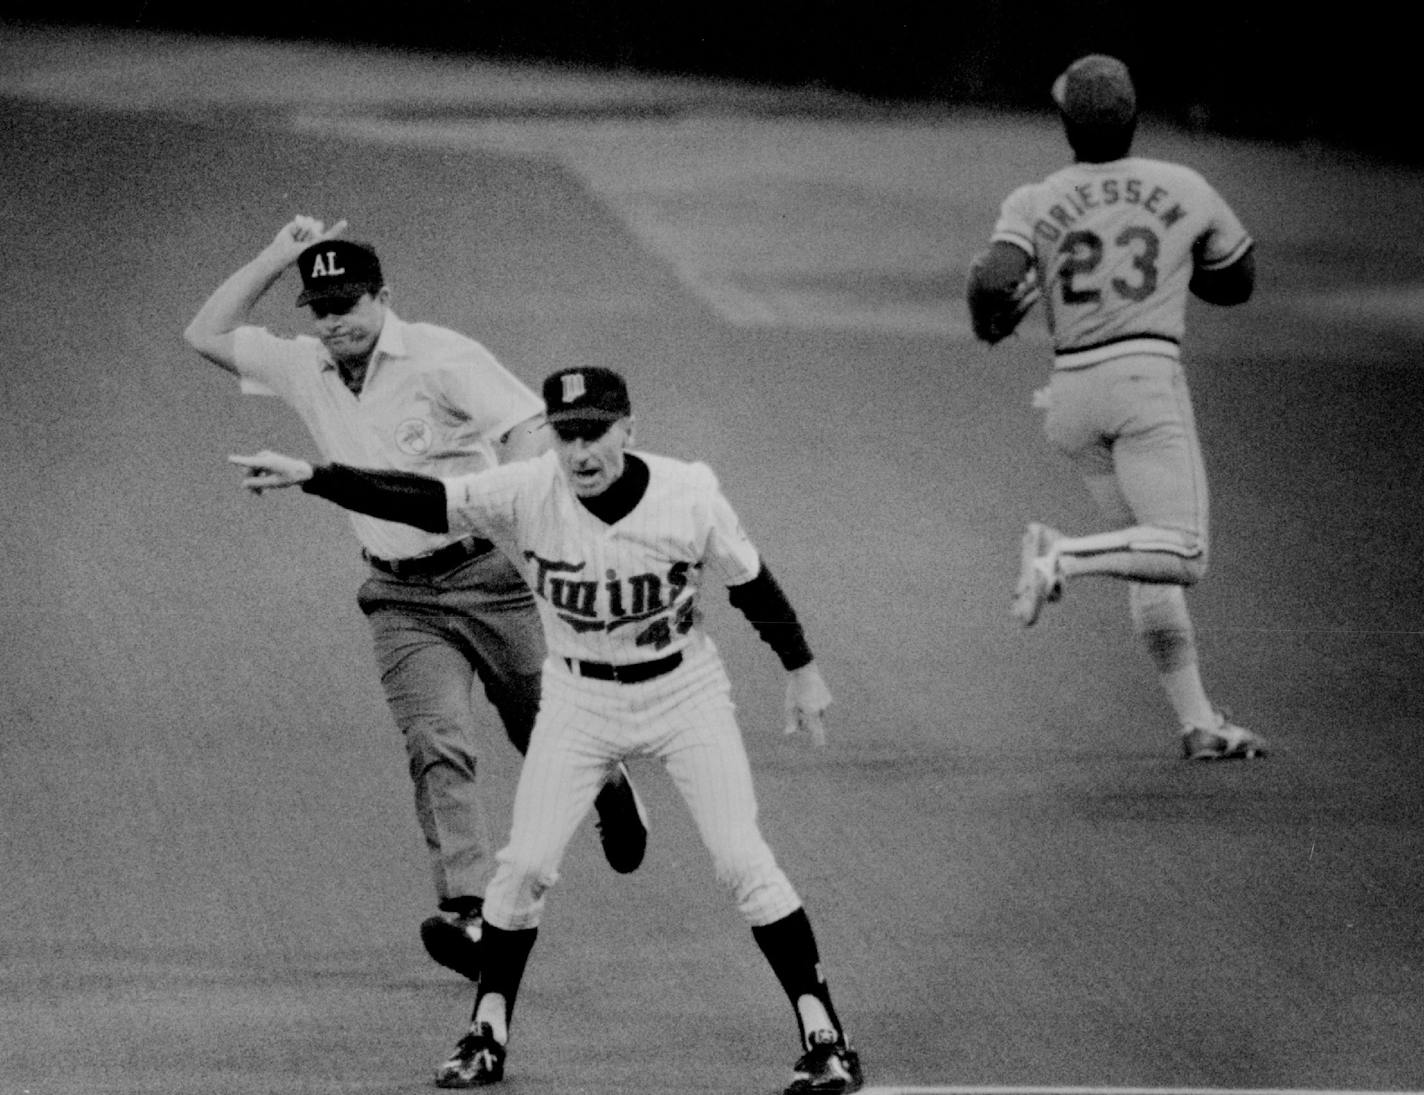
[[184, 216, 648, 978]]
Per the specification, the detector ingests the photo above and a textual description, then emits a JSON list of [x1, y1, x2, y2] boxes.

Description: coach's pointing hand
[[229, 451, 315, 494], [784, 662, 832, 747]]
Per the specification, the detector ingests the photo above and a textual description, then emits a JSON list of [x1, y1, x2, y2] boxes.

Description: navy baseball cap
[[295, 240, 384, 307], [543, 366, 632, 426], [1052, 54, 1137, 128]]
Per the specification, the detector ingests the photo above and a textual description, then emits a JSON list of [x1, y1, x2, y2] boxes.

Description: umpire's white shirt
[[231, 312, 542, 560]]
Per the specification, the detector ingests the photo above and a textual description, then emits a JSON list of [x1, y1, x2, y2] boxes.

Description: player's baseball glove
[[967, 258, 1040, 346]]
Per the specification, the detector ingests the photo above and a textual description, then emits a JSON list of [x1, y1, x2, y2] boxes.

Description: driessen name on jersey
[[1034, 176, 1188, 243]]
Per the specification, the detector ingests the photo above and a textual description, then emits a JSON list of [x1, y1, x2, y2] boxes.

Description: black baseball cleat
[[784, 1030, 863, 1095], [593, 762, 648, 874], [435, 1022, 506, 1088], [420, 910, 483, 982]]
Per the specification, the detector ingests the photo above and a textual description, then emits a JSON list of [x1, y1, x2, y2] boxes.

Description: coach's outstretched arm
[[228, 452, 451, 534], [184, 216, 347, 373]]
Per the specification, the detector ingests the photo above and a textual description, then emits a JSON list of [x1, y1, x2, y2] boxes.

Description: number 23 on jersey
[[1056, 226, 1161, 305]]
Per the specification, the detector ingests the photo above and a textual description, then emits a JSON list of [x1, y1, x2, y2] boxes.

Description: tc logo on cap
[[560, 372, 588, 404], [295, 240, 384, 307], [543, 366, 632, 425]]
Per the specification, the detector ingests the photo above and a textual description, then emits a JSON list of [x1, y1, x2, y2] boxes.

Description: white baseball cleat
[[1181, 711, 1269, 761], [1012, 522, 1063, 626]]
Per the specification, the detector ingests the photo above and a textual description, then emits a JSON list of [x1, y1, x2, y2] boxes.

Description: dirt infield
[[2, 25, 1422, 1095]]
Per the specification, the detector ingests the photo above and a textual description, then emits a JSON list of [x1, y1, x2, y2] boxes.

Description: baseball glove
[[967, 256, 1040, 346]]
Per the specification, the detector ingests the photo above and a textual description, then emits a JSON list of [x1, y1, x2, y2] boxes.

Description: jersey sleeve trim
[[989, 231, 1035, 256], [1198, 235, 1254, 271]]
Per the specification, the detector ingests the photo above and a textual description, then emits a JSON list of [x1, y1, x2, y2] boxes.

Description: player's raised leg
[[1012, 518, 1206, 624], [1012, 521, 1064, 625]]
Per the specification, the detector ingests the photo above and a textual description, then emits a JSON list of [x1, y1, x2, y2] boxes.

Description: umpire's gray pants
[[357, 548, 545, 909]]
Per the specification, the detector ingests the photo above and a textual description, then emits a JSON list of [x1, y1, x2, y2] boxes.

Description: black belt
[[564, 650, 683, 684], [366, 535, 495, 579]]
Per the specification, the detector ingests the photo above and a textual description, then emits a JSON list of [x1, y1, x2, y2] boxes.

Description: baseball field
[[2, 23, 1422, 1095]]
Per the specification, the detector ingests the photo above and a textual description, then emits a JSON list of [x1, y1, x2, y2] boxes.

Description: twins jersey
[[232, 312, 542, 559], [992, 156, 1251, 368], [441, 451, 761, 665]]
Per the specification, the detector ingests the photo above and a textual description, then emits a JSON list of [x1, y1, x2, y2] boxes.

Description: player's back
[[993, 156, 1250, 363]]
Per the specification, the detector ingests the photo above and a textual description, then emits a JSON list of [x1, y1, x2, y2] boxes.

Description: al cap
[[543, 366, 632, 426], [1052, 54, 1137, 128], [295, 240, 384, 307]]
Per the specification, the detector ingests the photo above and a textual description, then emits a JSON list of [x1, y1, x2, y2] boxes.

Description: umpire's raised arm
[[228, 452, 450, 534], [185, 216, 347, 373]]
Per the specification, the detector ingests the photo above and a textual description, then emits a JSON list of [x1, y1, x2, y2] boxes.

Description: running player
[[228, 365, 864, 1094], [966, 55, 1268, 761]]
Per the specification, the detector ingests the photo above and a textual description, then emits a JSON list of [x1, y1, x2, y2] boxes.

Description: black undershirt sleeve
[[726, 562, 814, 671], [1189, 245, 1255, 305], [301, 463, 450, 534]]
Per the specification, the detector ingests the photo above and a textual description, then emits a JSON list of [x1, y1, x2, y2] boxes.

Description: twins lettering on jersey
[[525, 552, 697, 648]]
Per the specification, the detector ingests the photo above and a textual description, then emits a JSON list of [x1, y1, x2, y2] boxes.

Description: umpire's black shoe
[[420, 909, 483, 982], [593, 762, 648, 874], [785, 1030, 863, 1094], [435, 1022, 505, 1088]]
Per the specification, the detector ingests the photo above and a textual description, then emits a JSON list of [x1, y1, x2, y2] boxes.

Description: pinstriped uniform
[[442, 450, 803, 930]]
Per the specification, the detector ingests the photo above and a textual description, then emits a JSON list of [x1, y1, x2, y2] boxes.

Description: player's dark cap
[[543, 366, 632, 426], [295, 240, 384, 307], [1052, 54, 1137, 128]]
